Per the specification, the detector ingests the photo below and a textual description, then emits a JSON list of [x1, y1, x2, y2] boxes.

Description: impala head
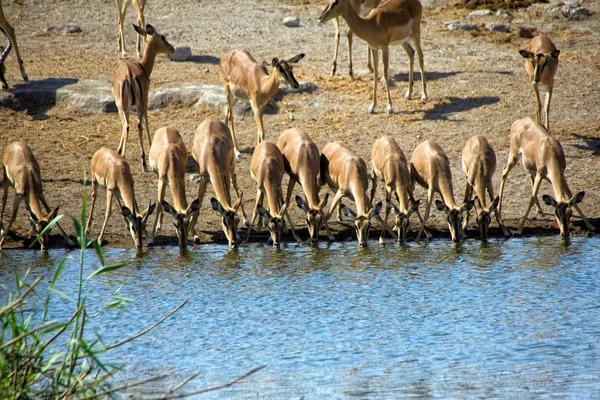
[[133, 24, 175, 57], [121, 202, 156, 249], [435, 200, 474, 242], [258, 203, 288, 247], [473, 196, 499, 241], [272, 54, 305, 89], [542, 192, 584, 238], [162, 199, 200, 248], [296, 193, 329, 246], [211, 196, 243, 249], [519, 49, 559, 84], [342, 202, 383, 247], [27, 207, 59, 252], [389, 200, 420, 242], [318, 0, 347, 23]]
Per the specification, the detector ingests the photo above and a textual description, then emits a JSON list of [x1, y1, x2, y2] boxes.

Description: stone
[[517, 26, 535, 38], [496, 9, 514, 19], [445, 21, 478, 31], [283, 16, 300, 27], [48, 25, 82, 35], [171, 46, 192, 62], [486, 22, 510, 32], [469, 9, 493, 17], [561, 3, 590, 20]]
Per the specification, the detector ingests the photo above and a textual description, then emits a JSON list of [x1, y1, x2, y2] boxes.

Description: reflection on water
[[1, 237, 600, 398]]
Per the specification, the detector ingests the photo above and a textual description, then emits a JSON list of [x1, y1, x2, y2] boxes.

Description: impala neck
[[341, 6, 377, 45], [118, 181, 138, 215], [27, 189, 44, 220], [438, 178, 457, 210], [262, 69, 282, 101], [350, 182, 370, 216], [140, 43, 159, 76], [395, 182, 410, 213], [299, 173, 321, 209]]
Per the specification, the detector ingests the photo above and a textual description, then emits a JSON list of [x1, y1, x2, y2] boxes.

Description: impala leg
[[409, 189, 430, 240], [563, 182, 595, 232], [498, 151, 518, 218], [488, 182, 509, 237], [324, 189, 344, 241], [133, 0, 146, 59], [544, 86, 552, 133], [85, 180, 97, 235], [401, 42, 415, 101], [462, 183, 473, 230], [368, 47, 378, 114], [137, 101, 149, 172], [532, 82, 542, 125], [416, 188, 434, 243], [0, 14, 28, 80], [280, 188, 301, 243], [231, 169, 249, 227], [245, 189, 263, 244], [251, 100, 265, 146], [381, 46, 393, 114], [0, 193, 21, 250], [40, 193, 74, 246], [98, 191, 113, 245], [528, 174, 543, 214], [190, 178, 207, 244], [116, 103, 130, 157], [412, 26, 427, 101], [116, 0, 129, 57], [330, 18, 340, 77], [369, 170, 378, 205], [223, 85, 241, 161], [149, 179, 166, 244], [367, 45, 373, 73], [346, 28, 355, 81], [516, 174, 542, 235], [379, 190, 391, 244], [0, 173, 9, 232]]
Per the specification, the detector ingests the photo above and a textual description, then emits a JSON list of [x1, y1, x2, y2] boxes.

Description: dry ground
[[0, 0, 599, 249]]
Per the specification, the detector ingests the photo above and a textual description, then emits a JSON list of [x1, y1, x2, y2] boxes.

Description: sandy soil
[[0, 0, 599, 249]]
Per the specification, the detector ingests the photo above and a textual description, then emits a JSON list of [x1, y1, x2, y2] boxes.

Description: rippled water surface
[[2, 237, 600, 398]]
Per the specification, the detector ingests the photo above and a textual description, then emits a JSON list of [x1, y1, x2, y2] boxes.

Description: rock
[[469, 9, 493, 17], [283, 16, 300, 27], [496, 9, 514, 19], [486, 22, 510, 32], [48, 25, 82, 35], [171, 46, 192, 62], [445, 21, 478, 31], [517, 26, 535, 38], [561, 3, 590, 20]]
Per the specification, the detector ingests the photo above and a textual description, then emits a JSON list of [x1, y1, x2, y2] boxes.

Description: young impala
[[515, 136, 594, 237], [0, 142, 73, 251], [410, 140, 473, 242], [319, 0, 427, 114], [519, 35, 559, 132], [190, 119, 248, 249], [320, 141, 383, 247], [112, 24, 174, 172], [277, 128, 329, 246], [116, 0, 147, 58], [86, 148, 155, 248], [370, 136, 421, 243], [220, 50, 305, 159], [461, 136, 509, 239], [246, 141, 300, 246], [148, 127, 199, 247], [0, 3, 28, 90]]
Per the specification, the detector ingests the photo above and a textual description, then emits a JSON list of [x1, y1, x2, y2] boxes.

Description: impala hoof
[[235, 151, 242, 161], [194, 235, 201, 244], [368, 106, 375, 114], [379, 237, 385, 245], [386, 106, 393, 114], [405, 92, 412, 100], [421, 94, 428, 102], [22, 73, 28, 82], [513, 230, 522, 237]]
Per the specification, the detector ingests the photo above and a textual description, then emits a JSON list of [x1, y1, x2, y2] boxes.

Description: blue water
[[1, 237, 600, 398]]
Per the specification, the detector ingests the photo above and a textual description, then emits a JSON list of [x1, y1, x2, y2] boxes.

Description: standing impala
[[116, 0, 147, 58], [410, 140, 473, 242], [277, 128, 329, 245], [319, 0, 427, 114], [190, 119, 248, 249], [86, 148, 155, 248], [515, 136, 594, 237], [0, 142, 73, 251], [220, 50, 305, 160], [148, 127, 199, 248], [112, 24, 174, 172], [370, 136, 420, 243], [498, 117, 550, 221], [320, 141, 383, 247], [519, 35, 559, 132], [0, 3, 28, 90], [329, 0, 381, 80], [246, 141, 300, 246], [461, 136, 509, 239]]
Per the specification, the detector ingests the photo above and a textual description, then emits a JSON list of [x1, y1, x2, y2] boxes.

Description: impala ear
[[162, 200, 177, 216], [271, 57, 279, 67], [519, 49, 533, 58], [145, 24, 156, 35], [48, 206, 59, 222], [549, 50, 560, 59], [318, 193, 329, 210], [435, 199, 448, 212], [570, 191, 585, 205], [122, 206, 134, 219], [461, 200, 475, 213], [187, 198, 201, 216], [142, 202, 156, 222], [408, 199, 420, 215], [370, 202, 383, 219], [257, 205, 270, 221], [341, 204, 355, 219], [542, 194, 557, 207], [489, 197, 500, 213], [295, 195, 307, 211], [287, 53, 305, 64], [211, 197, 224, 213], [133, 24, 146, 36]]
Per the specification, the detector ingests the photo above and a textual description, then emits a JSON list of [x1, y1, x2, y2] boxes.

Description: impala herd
[[0, 0, 595, 251]]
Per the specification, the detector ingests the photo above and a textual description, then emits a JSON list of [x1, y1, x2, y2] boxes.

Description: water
[[1, 237, 600, 398]]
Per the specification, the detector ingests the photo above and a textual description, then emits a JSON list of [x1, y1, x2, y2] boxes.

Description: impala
[[497, 117, 550, 220], [277, 128, 329, 245], [246, 141, 300, 246], [410, 140, 473, 242], [370, 136, 420, 243], [461, 136, 509, 239], [319, 0, 427, 114], [112, 24, 174, 172], [515, 136, 594, 237], [190, 119, 248, 249], [0, 142, 73, 251], [320, 141, 382, 246], [116, 0, 147, 58], [148, 127, 199, 247], [328, 0, 381, 80], [220, 49, 305, 159], [86, 148, 155, 248], [519, 35, 559, 132], [0, 3, 28, 89]]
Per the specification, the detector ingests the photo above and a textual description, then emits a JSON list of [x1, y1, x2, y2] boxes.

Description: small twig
[[105, 300, 188, 351], [0, 276, 43, 317], [145, 365, 267, 400], [77, 374, 170, 400], [0, 319, 59, 349], [35, 306, 83, 357], [161, 371, 202, 398]]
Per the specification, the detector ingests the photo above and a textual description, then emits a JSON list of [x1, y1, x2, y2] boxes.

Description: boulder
[[445, 21, 478, 31], [283, 16, 300, 27], [171, 46, 192, 62]]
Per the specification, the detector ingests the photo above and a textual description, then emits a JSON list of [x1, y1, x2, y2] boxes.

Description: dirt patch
[[0, 0, 599, 250]]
